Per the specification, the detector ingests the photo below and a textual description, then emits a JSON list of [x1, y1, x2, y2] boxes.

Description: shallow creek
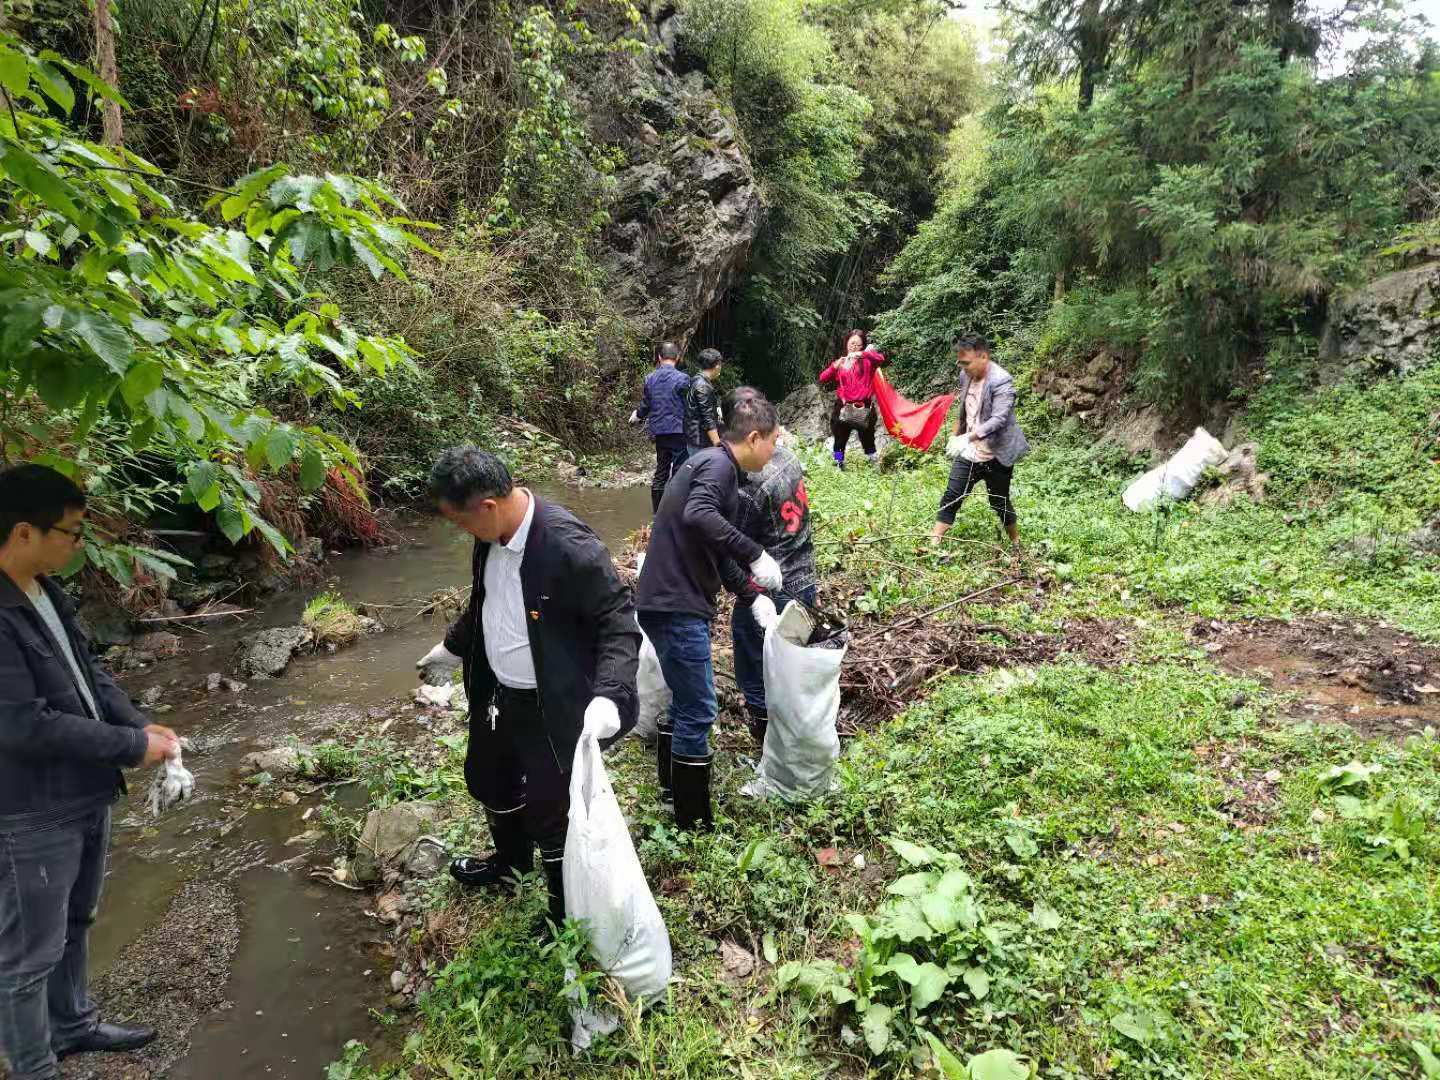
[[82, 483, 652, 1079]]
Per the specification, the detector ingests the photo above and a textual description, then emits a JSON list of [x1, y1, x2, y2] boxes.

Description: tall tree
[[90, 0, 123, 145]]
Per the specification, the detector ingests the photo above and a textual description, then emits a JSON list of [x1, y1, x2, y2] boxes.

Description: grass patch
[[303, 592, 368, 649]]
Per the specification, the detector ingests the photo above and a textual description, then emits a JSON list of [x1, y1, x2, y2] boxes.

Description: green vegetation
[[875, 0, 1439, 401], [301, 592, 367, 649], [323, 355, 1438, 1075]]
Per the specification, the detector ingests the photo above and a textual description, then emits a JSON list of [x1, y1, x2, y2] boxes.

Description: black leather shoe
[[56, 1021, 157, 1059], [449, 855, 524, 888]]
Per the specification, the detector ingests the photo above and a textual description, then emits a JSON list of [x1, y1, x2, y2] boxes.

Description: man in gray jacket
[[931, 334, 1030, 548], [0, 465, 176, 1079]]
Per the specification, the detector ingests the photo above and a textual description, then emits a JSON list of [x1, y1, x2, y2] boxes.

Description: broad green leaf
[[882, 952, 922, 985], [0, 47, 28, 98], [860, 1003, 892, 1055], [761, 933, 777, 965], [1320, 760, 1381, 791], [250, 515, 290, 556], [1111, 1009, 1164, 1046], [1412, 1040, 1440, 1079], [910, 962, 951, 1010], [922, 1033, 968, 1080], [23, 230, 51, 258], [962, 966, 989, 1001], [3, 148, 85, 224], [120, 361, 164, 408], [886, 872, 936, 898], [72, 311, 133, 373], [934, 868, 974, 899], [1030, 900, 1061, 931], [880, 899, 936, 943], [966, 1048, 1028, 1080], [299, 447, 326, 492], [186, 461, 220, 502], [887, 837, 936, 866], [33, 60, 74, 113], [264, 425, 298, 469], [1004, 830, 1038, 860], [34, 353, 84, 410], [219, 164, 287, 221], [129, 316, 170, 344], [215, 504, 247, 544], [921, 891, 960, 934]]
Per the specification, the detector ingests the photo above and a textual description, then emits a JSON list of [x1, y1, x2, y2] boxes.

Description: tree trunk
[[92, 0, 123, 147]]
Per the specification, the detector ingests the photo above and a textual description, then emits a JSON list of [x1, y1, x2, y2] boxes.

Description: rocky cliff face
[[1320, 262, 1440, 377], [588, 4, 762, 349]]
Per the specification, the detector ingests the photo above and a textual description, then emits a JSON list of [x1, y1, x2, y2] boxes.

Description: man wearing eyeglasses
[[0, 464, 177, 1079]]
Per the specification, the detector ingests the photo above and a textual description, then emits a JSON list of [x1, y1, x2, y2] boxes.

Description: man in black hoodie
[[0, 465, 174, 1079], [635, 390, 783, 830], [414, 448, 640, 931]]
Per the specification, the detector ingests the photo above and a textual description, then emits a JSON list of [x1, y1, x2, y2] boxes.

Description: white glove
[[750, 594, 778, 632], [582, 696, 621, 740], [628, 410, 640, 425], [946, 434, 969, 459], [147, 751, 194, 817], [417, 641, 462, 684], [749, 551, 783, 591]]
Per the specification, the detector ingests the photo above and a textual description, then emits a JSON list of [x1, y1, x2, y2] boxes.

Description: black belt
[[496, 685, 539, 701]]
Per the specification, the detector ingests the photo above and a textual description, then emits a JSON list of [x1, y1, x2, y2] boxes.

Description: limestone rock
[[591, 20, 761, 349], [235, 625, 313, 677], [1320, 262, 1440, 377], [131, 631, 184, 659], [240, 746, 306, 778], [1197, 442, 1269, 507], [353, 803, 440, 884], [78, 600, 133, 647], [402, 837, 447, 879]]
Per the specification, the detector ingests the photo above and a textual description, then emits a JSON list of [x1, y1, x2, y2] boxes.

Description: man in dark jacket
[[0, 465, 176, 1080], [414, 448, 639, 930], [730, 433, 817, 747], [636, 390, 783, 830], [684, 349, 724, 452], [631, 342, 692, 512]]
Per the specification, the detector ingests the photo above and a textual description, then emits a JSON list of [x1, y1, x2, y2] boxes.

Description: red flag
[[873, 370, 955, 450]]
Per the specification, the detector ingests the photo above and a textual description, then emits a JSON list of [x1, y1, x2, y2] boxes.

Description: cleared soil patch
[[1195, 617, 1440, 739]]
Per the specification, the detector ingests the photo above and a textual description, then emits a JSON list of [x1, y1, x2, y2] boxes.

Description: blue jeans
[[637, 611, 716, 758], [0, 807, 109, 1080], [732, 586, 817, 716]]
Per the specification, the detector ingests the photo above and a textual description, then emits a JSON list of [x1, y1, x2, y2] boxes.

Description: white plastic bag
[[1122, 427, 1228, 512], [146, 750, 194, 816], [742, 602, 845, 801], [631, 627, 670, 746], [564, 731, 672, 1049]]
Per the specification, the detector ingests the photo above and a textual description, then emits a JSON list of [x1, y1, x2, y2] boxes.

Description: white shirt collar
[[499, 489, 535, 554]]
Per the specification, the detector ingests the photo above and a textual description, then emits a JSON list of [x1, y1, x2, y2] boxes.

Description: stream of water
[[89, 483, 652, 1079]]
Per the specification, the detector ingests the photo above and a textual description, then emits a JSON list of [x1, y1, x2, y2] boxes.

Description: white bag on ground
[[1122, 427, 1228, 512], [742, 602, 845, 801], [564, 731, 672, 1049]]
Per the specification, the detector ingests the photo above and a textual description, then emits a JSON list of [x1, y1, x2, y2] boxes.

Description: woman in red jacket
[[818, 329, 888, 468]]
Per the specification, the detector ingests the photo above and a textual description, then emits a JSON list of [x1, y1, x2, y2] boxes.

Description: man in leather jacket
[[684, 349, 724, 452]]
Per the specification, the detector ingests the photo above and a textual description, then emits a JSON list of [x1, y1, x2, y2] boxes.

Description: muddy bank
[[1195, 617, 1440, 738]]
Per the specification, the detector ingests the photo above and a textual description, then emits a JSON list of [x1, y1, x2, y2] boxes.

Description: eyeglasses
[[48, 524, 85, 542]]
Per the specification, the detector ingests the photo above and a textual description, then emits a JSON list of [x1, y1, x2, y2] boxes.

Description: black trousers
[[463, 686, 569, 865], [651, 435, 689, 513], [830, 398, 877, 456], [937, 456, 1016, 527]]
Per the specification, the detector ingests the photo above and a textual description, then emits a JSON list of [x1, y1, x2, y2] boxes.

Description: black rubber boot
[[657, 723, 674, 810], [746, 705, 769, 750], [449, 809, 533, 888], [672, 752, 714, 832]]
